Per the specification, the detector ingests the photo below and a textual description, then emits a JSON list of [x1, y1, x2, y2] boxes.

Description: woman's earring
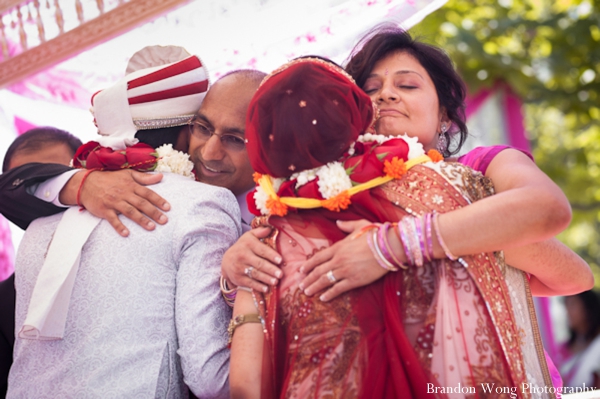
[[367, 101, 380, 134], [437, 123, 448, 153]]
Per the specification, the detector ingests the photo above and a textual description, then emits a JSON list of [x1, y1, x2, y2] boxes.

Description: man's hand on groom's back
[[60, 169, 170, 237]]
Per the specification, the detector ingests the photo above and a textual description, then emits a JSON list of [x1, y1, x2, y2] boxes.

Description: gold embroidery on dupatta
[[253, 216, 364, 398], [280, 289, 363, 399], [469, 283, 515, 398], [379, 163, 530, 398], [438, 162, 495, 202], [402, 264, 435, 322], [523, 277, 555, 390]]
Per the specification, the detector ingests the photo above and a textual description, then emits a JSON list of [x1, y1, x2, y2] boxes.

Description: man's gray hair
[[218, 69, 266, 86]]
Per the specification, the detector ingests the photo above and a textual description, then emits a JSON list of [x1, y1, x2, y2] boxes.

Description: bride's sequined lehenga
[[253, 162, 555, 399]]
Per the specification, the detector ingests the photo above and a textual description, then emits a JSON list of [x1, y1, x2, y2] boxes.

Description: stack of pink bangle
[[367, 223, 403, 271], [365, 213, 458, 271], [220, 276, 237, 307], [399, 217, 424, 267]]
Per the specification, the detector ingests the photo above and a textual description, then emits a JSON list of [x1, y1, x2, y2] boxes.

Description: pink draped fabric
[[255, 213, 432, 399], [465, 83, 531, 152], [0, 215, 14, 281], [458, 145, 532, 175], [14, 117, 37, 135]]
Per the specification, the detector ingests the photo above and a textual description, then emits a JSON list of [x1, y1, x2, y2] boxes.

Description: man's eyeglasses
[[187, 118, 246, 152]]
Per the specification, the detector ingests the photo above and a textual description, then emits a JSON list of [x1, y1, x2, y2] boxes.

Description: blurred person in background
[[0, 126, 82, 398], [1, 127, 81, 173], [558, 290, 600, 389]]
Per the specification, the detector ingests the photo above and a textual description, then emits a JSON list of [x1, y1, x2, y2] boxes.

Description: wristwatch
[[227, 313, 262, 346]]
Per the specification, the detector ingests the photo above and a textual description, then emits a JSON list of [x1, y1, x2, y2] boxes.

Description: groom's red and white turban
[[18, 46, 209, 341], [92, 45, 209, 149]]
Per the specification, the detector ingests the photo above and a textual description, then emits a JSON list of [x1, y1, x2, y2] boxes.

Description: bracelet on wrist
[[227, 313, 262, 347], [432, 212, 458, 261], [76, 169, 99, 210], [380, 222, 408, 269], [220, 276, 237, 308], [367, 227, 398, 272]]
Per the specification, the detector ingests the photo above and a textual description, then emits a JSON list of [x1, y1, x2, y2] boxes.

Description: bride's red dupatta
[[253, 209, 432, 399], [244, 58, 541, 399], [254, 163, 533, 399]]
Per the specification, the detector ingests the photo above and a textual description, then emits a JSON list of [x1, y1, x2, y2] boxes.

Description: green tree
[[416, 0, 600, 284]]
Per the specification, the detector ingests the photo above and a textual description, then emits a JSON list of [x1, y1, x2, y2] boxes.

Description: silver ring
[[244, 266, 254, 279], [326, 270, 336, 284]]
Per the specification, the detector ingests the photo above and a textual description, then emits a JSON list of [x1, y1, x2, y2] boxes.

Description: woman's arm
[[504, 238, 594, 296], [435, 149, 571, 256], [229, 290, 264, 399], [298, 222, 593, 300], [441, 149, 593, 295], [300, 149, 577, 300]]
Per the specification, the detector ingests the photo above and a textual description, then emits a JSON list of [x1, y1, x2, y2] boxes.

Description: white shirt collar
[[236, 188, 253, 232]]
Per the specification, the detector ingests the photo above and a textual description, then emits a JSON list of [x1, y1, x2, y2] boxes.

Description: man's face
[[9, 142, 74, 170], [188, 75, 256, 196]]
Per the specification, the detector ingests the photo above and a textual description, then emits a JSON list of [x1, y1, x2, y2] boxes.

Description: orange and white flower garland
[[252, 134, 443, 217]]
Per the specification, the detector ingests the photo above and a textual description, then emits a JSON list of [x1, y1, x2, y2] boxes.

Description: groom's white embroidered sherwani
[[8, 174, 241, 398]]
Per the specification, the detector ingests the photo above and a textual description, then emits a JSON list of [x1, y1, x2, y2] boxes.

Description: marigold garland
[[383, 157, 407, 179], [427, 149, 444, 162], [253, 135, 443, 217], [322, 192, 352, 212], [256, 154, 433, 217], [266, 197, 289, 217]]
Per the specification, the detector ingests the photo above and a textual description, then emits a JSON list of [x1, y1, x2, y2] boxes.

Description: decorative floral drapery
[[0, 216, 14, 281]]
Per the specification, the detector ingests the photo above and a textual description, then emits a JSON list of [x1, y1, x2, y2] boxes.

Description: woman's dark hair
[[134, 125, 186, 150], [567, 290, 600, 347], [345, 25, 468, 156], [2, 127, 82, 172], [295, 55, 344, 69]]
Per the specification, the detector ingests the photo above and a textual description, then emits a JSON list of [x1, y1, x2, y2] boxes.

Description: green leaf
[[345, 160, 361, 175], [414, 0, 600, 284], [376, 152, 388, 161]]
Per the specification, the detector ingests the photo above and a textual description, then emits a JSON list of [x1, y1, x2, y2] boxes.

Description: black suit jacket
[[0, 164, 71, 396], [0, 163, 72, 229], [0, 274, 15, 398]]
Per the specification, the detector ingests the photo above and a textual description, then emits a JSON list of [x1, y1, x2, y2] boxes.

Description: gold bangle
[[227, 313, 262, 346]]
